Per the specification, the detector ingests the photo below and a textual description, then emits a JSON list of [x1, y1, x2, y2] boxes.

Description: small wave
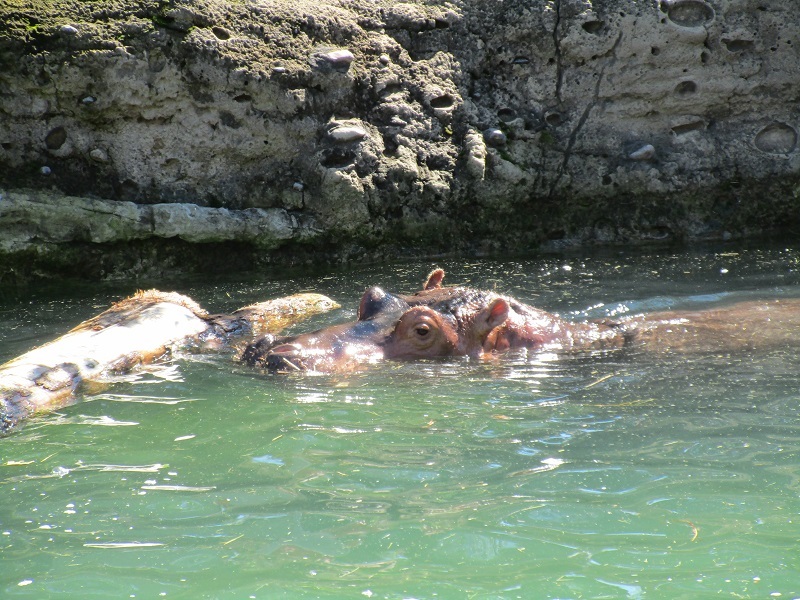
[[140, 485, 216, 492], [90, 394, 198, 405], [83, 542, 164, 549]]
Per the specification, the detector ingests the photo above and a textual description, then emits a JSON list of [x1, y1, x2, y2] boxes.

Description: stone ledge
[[0, 188, 319, 253]]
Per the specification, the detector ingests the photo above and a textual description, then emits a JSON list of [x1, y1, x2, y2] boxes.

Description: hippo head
[[241, 272, 515, 372], [242, 268, 625, 372], [383, 297, 511, 359], [242, 286, 411, 372]]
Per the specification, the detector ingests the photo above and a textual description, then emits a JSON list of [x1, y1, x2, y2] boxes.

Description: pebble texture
[[0, 0, 799, 275]]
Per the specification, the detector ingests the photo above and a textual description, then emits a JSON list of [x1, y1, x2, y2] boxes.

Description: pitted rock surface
[[1, 0, 799, 276]]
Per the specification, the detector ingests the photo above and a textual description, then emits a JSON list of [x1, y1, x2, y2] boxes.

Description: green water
[[2, 247, 800, 599]]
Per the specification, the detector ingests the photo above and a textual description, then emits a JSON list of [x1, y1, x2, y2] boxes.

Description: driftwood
[[0, 290, 339, 434]]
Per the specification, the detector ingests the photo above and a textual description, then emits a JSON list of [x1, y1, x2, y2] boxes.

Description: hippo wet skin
[[242, 269, 623, 372], [242, 269, 800, 373]]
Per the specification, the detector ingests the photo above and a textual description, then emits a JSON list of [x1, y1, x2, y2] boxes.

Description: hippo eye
[[414, 324, 430, 337]]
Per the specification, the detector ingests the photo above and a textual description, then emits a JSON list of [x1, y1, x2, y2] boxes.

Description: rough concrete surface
[[1, 0, 799, 278]]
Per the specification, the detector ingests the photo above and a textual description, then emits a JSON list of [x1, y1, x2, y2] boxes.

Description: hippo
[[242, 268, 800, 373], [242, 269, 630, 372]]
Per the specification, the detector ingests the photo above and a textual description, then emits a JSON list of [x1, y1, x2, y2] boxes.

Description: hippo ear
[[423, 268, 445, 290], [483, 298, 510, 330]]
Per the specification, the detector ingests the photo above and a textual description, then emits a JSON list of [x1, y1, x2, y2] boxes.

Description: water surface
[[2, 246, 800, 599]]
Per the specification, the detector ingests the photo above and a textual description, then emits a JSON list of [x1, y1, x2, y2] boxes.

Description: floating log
[[0, 290, 339, 434]]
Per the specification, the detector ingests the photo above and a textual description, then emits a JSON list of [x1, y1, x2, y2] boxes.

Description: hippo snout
[[241, 336, 313, 371], [265, 343, 307, 372]]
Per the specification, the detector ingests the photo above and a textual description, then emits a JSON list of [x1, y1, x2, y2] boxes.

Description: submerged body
[[244, 269, 800, 373], [631, 298, 800, 353]]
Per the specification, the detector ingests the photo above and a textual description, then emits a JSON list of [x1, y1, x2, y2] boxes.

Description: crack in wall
[[548, 31, 623, 199], [76, 205, 140, 222], [553, 0, 563, 103]]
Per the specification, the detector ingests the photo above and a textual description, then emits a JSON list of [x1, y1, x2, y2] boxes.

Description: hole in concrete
[[651, 46, 661, 55], [582, 20, 604, 34], [45, 126, 67, 150], [675, 80, 697, 95], [497, 108, 516, 122], [426, 154, 452, 170], [233, 94, 252, 102], [211, 27, 231, 40], [723, 39, 755, 52], [671, 120, 706, 135], [545, 111, 564, 126], [666, 1, 714, 27], [754, 122, 797, 154], [429, 94, 455, 109], [382, 135, 398, 156], [321, 148, 355, 168]]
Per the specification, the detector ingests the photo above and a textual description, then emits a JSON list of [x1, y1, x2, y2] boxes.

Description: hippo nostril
[[268, 343, 302, 357], [241, 334, 279, 366], [266, 344, 305, 372]]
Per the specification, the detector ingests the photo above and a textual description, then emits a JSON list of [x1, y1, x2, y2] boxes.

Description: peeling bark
[[0, 290, 339, 434]]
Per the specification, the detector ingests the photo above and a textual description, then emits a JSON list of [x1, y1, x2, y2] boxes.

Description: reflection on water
[[2, 245, 800, 598]]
